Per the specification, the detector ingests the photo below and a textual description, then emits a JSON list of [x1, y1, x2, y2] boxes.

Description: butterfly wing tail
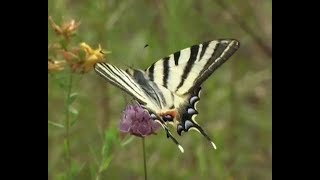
[[176, 87, 217, 149], [177, 113, 217, 149]]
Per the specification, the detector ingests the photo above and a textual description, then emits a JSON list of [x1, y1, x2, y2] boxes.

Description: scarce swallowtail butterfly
[[94, 39, 240, 152]]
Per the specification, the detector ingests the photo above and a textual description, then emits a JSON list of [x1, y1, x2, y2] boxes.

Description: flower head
[[48, 16, 80, 40], [78, 42, 110, 73], [48, 59, 66, 72], [49, 43, 110, 74], [120, 104, 161, 137]]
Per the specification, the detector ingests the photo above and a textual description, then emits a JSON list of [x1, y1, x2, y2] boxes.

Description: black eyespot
[[162, 114, 173, 122]]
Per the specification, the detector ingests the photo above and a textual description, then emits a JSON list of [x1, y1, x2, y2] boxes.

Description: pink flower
[[119, 104, 161, 137]]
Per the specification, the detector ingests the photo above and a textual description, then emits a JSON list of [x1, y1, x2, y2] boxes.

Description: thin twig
[[215, 0, 272, 58]]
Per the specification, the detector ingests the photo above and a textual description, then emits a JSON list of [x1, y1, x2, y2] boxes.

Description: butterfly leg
[[165, 127, 185, 153], [154, 119, 184, 153]]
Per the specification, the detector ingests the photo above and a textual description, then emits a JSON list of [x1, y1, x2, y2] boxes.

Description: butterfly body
[[126, 67, 197, 128], [94, 39, 240, 152]]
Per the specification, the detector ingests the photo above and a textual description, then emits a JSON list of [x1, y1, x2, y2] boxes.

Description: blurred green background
[[48, 0, 271, 179]]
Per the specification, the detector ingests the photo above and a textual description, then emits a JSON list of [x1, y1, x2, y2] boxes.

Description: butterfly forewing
[[145, 39, 240, 95], [94, 62, 174, 114], [94, 63, 150, 106]]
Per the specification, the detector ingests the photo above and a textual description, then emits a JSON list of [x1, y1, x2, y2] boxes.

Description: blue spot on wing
[[184, 120, 193, 130]]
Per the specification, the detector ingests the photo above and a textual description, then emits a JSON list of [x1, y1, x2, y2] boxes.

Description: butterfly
[[94, 39, 240, 152]]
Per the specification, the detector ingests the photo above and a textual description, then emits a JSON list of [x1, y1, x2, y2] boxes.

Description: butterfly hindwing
[[176, 86, 201, 135], [175, 86, 216, 148]]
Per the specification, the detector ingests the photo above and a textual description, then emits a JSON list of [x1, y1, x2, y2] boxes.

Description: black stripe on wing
[[174, 51, 180, 65], [162, 57, 170, 88], [128, 68, 165, 109], [175, 44, 200, 91], [148, 63, 155, 81], [94, 62, 148, 105], [189, 39, 240, 93], [199, 41, 209, 61]]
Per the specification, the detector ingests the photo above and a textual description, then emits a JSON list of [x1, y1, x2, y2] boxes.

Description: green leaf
[[57, 80, 67, 89], [99, 155, 113, 173], [89, 163, 97, 180], [101, 143, 107, 156], [102, 130, 116, 157], [104, 128, 118, 144], [89, 146, 99, 166], [68, 106, 79, 116], [100, 129, 119, 165], [120, 136, 134, 147], [71, 161, 86, 178], [68, 93, 78, 105], [57, 173, 67, 180], [50, 70, 68, 89], [48, 121, 64, 128], [70, 117, 79, 127]]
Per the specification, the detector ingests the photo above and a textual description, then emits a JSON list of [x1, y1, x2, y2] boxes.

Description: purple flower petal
[[119, 120, 131, 132], [138, 123, 152, 136], [151, 121, 161, 131], [119, 113, 132, 132], [119, 103, 161, 137]]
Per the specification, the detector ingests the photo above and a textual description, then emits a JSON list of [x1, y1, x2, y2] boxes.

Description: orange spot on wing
[[159, 109, 180, 122]]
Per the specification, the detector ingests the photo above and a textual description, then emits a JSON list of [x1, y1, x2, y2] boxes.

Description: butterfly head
[[141, 105, 178, 124], [159, 109, 179, 123]]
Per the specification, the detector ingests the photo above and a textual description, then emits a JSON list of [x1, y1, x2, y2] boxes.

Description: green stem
[[65, 72, 73, 177], [142, 137, 147, 180], [96, 173, 100, 180]]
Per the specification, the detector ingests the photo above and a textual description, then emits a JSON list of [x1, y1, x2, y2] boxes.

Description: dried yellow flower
[[48, 16, 80, 40], [78, 42, 110, 73], [48, 59, 66, 72]]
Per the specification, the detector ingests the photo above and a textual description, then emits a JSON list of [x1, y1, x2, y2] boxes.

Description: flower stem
[[142, 137, 147, 180], [65, 72, 73, 177]]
